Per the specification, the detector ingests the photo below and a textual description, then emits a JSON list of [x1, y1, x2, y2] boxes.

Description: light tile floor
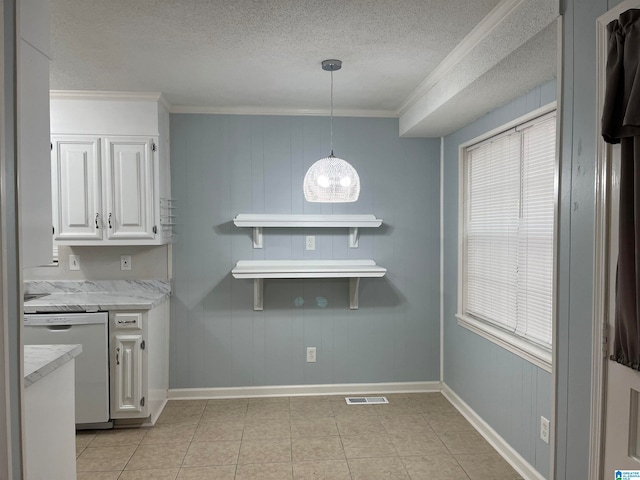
[[76, 393, 524, 479]]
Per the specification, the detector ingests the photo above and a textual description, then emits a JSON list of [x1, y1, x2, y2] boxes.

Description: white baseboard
[[168, 381, 440, 400], [442, 383, 547, 480]]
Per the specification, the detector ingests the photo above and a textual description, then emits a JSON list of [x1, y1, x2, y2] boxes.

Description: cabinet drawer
[[113, 312, 142, 330]]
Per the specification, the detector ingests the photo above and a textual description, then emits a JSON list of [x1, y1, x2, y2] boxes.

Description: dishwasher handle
[[46, 325, 72, 331]]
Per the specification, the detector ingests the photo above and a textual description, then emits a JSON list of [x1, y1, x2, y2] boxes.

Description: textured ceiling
[[49, 0, 558, 136]]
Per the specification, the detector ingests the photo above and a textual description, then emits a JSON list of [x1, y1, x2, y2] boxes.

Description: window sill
[[455, 314, 552, 373]]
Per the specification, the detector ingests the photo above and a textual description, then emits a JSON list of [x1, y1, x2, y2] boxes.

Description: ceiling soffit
[[399, 0, 558, 137]]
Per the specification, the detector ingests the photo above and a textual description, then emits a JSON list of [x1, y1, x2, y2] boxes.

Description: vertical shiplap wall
[[554, 0, 625, 477], [170, 115, 440, 389], [442, 80, 556, 478]]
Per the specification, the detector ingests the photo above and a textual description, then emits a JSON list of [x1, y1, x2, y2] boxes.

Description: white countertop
[[24, 344, 82, 388], [23, 279, 170, 313], [24, 291, 168, 313]]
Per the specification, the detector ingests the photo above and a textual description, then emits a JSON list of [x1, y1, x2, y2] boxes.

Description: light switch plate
[[69, 254, 80, 271]]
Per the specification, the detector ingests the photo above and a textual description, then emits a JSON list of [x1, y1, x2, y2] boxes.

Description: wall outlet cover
[[305, 236, 316, 251], [120, 255, 132, 271], [540, 416, 550, 444], [306, 346, 317, 363]]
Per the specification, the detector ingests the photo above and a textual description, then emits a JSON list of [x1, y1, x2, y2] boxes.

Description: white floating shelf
[[233, 214, 383, 249], [231, 259, 387, 310]]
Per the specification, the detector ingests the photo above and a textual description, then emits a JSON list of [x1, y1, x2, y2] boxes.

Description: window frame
[[456, 103, 558, 372]]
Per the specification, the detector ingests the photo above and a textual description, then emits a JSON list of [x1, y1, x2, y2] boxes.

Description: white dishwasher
[[24, 312, 110, 428]]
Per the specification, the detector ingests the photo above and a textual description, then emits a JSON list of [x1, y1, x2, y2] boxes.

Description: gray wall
[[169, 115, 440, 389], [554, 0, 623, 477], [442, 80, 556, 478], [23, 245, 169, 281]]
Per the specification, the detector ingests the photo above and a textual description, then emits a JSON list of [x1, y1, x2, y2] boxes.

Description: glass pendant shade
[[303, 59, 360, 203], [303, 152, 360, 202]]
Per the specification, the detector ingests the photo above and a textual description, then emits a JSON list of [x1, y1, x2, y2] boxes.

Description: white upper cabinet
[[104, 137, 155, 240], [52, 137, 102, 241], [52, 135, 160, 245], [50, 94, 173, 246]]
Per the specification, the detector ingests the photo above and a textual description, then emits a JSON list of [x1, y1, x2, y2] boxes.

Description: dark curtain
[[602, 9, 640, 369]]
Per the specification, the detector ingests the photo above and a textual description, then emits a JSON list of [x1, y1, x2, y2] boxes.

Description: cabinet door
[[104, 137, 155, 240], [51, 137, 102, 241], [111, 334, 146, 417]]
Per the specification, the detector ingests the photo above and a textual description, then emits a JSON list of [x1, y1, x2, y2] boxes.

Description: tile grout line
[[77, 393, 516, 479]]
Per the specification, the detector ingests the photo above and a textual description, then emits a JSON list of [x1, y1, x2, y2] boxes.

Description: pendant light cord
[[330, 69, 334, 156]]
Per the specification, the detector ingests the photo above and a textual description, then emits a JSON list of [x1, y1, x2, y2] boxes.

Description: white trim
[[157, 95, 171, 114], [458, 102, 557, 151], [50, 90, 164, 103], [398, 0, 524, 115], [457, 314, 552, 372], [168, 381, 440, 400], [147, 398, 168, 426], [599, 0, 640, 22], [589, 12, 608, 480], [550, 16, 563, 480], [440, 136, 445, 383], [587, 2, 640, 478], [168, 105, 397, 117], [442, 383, 547, 480]]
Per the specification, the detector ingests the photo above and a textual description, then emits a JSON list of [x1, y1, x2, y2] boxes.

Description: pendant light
[[303, 59, 360, 203]]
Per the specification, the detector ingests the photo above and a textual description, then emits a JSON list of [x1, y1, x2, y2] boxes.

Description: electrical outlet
[[306, 346, 317, 363], [69, 254, 80, 271], [540, 416, 550, 444], [120, 255, 132, 271], [305, 236, 316, 251]]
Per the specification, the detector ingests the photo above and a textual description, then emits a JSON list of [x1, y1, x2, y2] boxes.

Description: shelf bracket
[[349, 277, 361, 309], [349, 227, 359, 248], [253, 278, 264, 310], [253, 227, 263, 249]]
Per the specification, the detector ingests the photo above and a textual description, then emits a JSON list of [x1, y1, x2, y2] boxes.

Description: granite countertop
[[23, 280, 171, 313], [24, 344, 82, 388]]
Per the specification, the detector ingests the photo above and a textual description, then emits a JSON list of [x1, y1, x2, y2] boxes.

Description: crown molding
[[169, 104, 397, 117], [50, 90, 164, 103], [397, 0, 524, 116], [49, 90, 397, 117]]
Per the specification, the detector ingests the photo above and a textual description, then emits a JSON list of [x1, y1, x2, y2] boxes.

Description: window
[[457, 109, 556, 371]]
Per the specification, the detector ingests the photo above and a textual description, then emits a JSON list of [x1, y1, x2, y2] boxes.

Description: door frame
[[590, 0, 640, 478]]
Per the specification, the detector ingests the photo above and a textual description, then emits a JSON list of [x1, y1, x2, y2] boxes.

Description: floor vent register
[[345, 396, 389, 405]]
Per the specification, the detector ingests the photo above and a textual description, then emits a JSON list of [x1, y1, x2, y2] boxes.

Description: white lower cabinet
[[109, 301, 168, 423], [111, 332, 146, 417]]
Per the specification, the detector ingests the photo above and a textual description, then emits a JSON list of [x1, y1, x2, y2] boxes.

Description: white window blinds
[[462, 113, 556, 349]]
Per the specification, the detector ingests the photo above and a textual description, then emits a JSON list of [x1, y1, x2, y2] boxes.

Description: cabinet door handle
[[108, 213, 112, 229], [95, 213, 99, 229], [116, 347, 120, 365]]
